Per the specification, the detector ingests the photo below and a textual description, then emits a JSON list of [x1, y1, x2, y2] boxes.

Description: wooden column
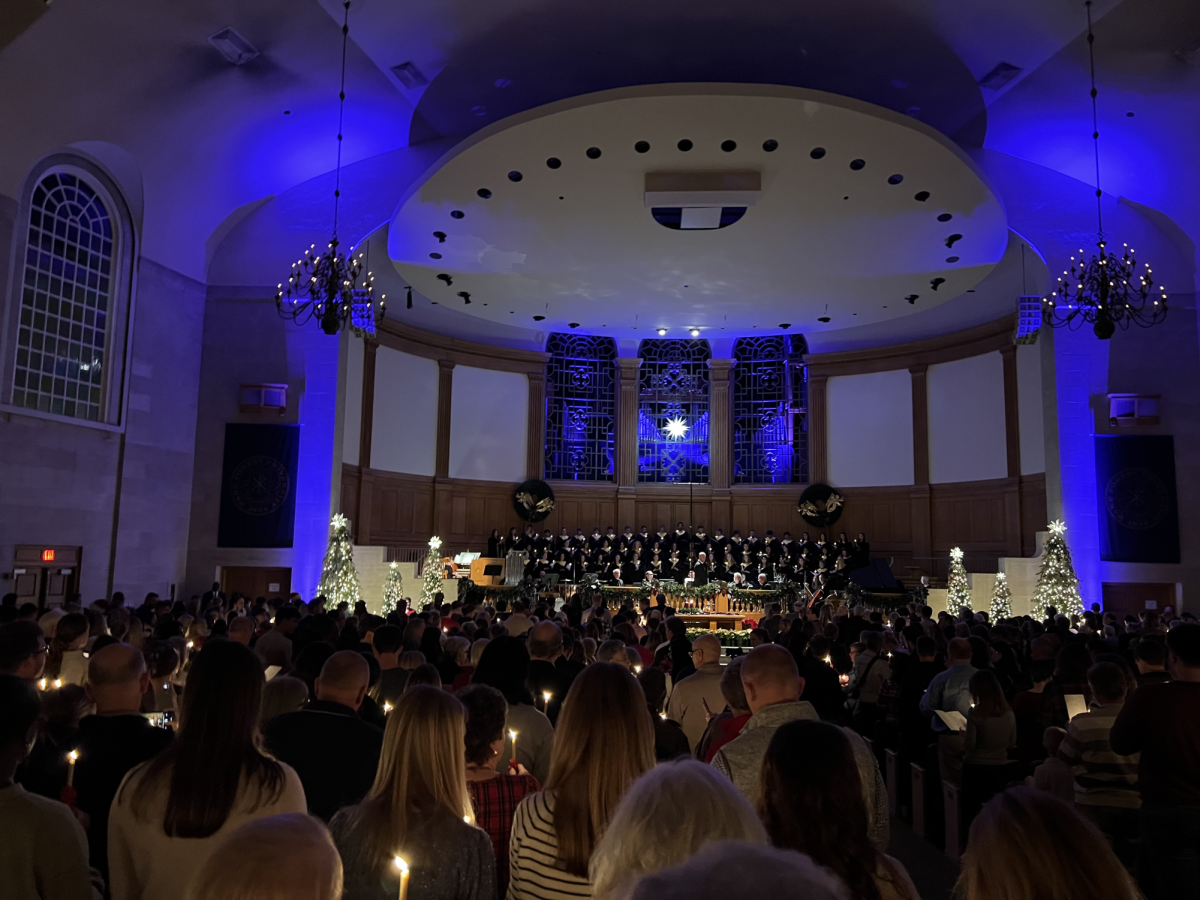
[[909, 364, 929, 486], [1000, 346, 1023, 557], [706, 359, 736, 489], [435, 359, 455, 478], [615, 357, 642, 526], [355, 340, 378, 545], [808, 373, 829, 483], [526, 370, 546, 479]]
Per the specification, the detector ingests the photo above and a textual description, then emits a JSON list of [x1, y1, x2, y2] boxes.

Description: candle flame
[[383, 702, 392, 714], [68, 750, 78, 762], [53, 679, 63, 689], [393, 856, 409, 874], [508, 730, 517, 741]]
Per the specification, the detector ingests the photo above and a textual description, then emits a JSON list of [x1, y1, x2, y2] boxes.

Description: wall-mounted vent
[[391, 61, 429, 88], [978, 62, 1022, 91], [240, 384, 288, 415], [208, 28, 259, 66]]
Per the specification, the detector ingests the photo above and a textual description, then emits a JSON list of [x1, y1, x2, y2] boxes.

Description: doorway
[[219, 567, 292, 602], [12, 545, 82, 610]]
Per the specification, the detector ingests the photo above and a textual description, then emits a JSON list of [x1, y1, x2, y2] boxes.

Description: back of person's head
[[1087, 662, 1127, 704], [0, 674, 41, 765], [185, 812, 342, 900], [589, 760, 767, 897], [316, 650, 370, 709], [469, 638, 490, 668], [443, 635, 470, 667], [0, 621, 45, 677], [128, 639, 283, 838], [398, 650, 425, 671], [547, 663, 655, 877], [968, 670, 1008, 717], [528, 621, 563, 659], [760, 720, 879, 900], [623, 840, 848, 900], [348, 686, 472, 871], [740, 644, 801, 712], [1134, 636, 1166, 666], [471, 635, 533, 705], [915, 635, 936, 658], [719, 656, 749, 714], [1055, 642, 1093, 681], [458, 683, 507, 767], [636, 665, 669, 713], [1167, 623, 1200, 668], [665, 616, 687, 639], [403, 663, 442, 692], [957, 787, 1138, 900], [227, 616, 255, 643], [947, 637, 973, 663], [597, 639, 628, 665], [260, 675, 309, 723], [372, 624, 404, 656], [86, 643, 148, 711]]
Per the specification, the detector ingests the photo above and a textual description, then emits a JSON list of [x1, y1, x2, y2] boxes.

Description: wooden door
[[12, 546, 82, 609], [1102, 582, 1177, 620], [220, 567, 292, 602]]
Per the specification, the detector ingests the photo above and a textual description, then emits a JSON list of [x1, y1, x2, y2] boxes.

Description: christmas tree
[[381, 562, 404, 616], [990, 572, 1013, 621], [1030, 520, 1084, 620], [316, 514, 361, 610], [947, 547, 972, 612], [421, 536, 444, 608]]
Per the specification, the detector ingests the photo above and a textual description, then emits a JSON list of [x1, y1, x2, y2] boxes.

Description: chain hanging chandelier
[[1042, 1, 1167, 340], [276, 0, 384, 336]]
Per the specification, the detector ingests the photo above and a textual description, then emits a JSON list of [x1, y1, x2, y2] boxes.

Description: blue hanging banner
[[1094, 435, 1179, 564], [218, 424, 300, 548]]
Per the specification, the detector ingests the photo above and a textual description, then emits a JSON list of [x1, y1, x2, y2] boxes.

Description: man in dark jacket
[[264, 650, 383, 821], [525, 622, 573, 725]]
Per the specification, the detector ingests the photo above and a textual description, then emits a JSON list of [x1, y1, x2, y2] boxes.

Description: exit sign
[[41, 549, 55, 562]]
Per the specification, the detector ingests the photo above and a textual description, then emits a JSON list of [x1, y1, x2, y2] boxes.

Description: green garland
[[686, 627, 757, 648]]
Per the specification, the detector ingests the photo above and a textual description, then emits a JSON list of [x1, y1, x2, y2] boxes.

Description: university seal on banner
[[230, 455, 291, 516], [1105, 467, 1169, 531]]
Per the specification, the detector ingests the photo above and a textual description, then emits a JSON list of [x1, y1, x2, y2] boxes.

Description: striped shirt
[[507, 791, 592, 900], [1058, 702, 1140, 809]]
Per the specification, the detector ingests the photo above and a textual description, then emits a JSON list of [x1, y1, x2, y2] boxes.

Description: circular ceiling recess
[[388, 85, 1008, 337]]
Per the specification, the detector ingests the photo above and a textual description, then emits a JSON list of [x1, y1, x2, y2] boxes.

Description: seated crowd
[[0, 584, 1197, 900]]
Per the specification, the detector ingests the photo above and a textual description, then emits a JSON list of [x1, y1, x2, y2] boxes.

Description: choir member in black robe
[[745, 530, 761, 558], [487, 529, 502, 557], [712, 528, 728, 555], [588, 528, 605, 551], [671, 522, 691, 555], [503, 527, 521, 556], [851, 533, 870, 569], [620, 527, 636, 550], [555, 528, 571, 553]]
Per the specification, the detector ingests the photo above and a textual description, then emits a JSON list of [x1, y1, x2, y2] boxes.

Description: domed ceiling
[[388, 85, 1009, 339]]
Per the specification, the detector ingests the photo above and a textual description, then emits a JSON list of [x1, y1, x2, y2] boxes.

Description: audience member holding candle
[[508, 663, 655, 900], [329, 685, 494, 900], [107, 640, 307, 900], [470, 636, 554, 784], [0, 620, 48, 682]]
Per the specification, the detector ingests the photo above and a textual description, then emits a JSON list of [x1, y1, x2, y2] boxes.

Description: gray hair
[[616, 840, 849, 900], [443, 635, 470, 666], [590, 762, 769, 898], [597, 639, 628, 665]]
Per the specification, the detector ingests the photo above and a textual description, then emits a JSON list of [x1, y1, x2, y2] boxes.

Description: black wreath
[[513, 479, 556, 523], [797, 483, 845, 528]]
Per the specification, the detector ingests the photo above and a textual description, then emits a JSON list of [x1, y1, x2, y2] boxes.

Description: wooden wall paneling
[[1019, 474, 1047, 558], [435, 360, 455, 479], [356, 341, 378, 544], [340, 465, 360, 525], [808, 374, 829, 484], [1001, 346, 1021, 479], [909, 485, 933, 576], [707, 359, 735, 490], [615, 358, 642, 487], [526, 371, 546, 479], [910, 365, 930, 486]]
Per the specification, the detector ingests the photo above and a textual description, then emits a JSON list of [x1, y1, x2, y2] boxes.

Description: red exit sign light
[[41, 549, 55, 562]]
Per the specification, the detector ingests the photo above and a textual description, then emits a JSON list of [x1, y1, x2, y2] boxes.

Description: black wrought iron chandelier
[[1042, 1, 1167, 340], [276, 0, 384, 336]]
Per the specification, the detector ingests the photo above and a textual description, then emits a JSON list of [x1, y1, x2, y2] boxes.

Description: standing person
[[1057, 662, 1140, 873], [370, 624, 408, 709], [508, 664, 655, 900], [666, 634, 726, 750], [955, 788, 1138, 900], [525, 622, 573, 726], [919, 637, 977, 787], [471, 636, 555, 785], [962, 670, 1017, 825], [1111, 623, 1200, 898], [74, 644, 175, 885], [694, 657, 751, 764], [255, 607, 300, 669], [0, 620, 47, 682], [330, 687, 494, 900], [0, 674, 103, 900], [459, 684, 540, 899], [761, 720, 919, 900], [264, 651, 384, 822], [108, 640, 307, 900], [637, 666, 690, 761]]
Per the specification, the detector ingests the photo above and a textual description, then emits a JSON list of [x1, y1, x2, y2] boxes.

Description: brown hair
[[127, 640, 284, 837], [545, 662, 655, 876], [955, 787, 1139, 900], [968, 670, 1009, 718]]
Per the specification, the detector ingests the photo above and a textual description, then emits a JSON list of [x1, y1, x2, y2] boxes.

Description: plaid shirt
[[468, 773, 541, 898]]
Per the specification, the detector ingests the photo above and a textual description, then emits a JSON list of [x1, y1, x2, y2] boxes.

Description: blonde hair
[[469, 638, 490, 668], [185, 813, 342, 900], [956, 787, 1139, 900], [590, 760, 767, 898], [335, 686, 473, 872], [546, 663, 655, 876]]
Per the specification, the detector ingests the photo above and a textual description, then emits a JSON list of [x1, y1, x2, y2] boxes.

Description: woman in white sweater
[[108, 640, 307, 900]]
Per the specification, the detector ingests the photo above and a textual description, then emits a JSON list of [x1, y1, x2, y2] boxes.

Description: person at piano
[[755, 571, 770, 589], [609, 567, 626, 587]]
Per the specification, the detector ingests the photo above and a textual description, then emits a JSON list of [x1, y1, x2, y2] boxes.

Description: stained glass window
[[637, 339, 710, 483], [11, 172, 116, 422], [733, 335, 808, 484], [544, 333, 616, 481]]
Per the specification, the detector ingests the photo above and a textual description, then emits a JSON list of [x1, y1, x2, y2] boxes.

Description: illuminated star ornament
[[428, 535, 443, 551], [1048, 519, 1067, 536], [664, 417, 689, 440], [950, 546, 964, 562]]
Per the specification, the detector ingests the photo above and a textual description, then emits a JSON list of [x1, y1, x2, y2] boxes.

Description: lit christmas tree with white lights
[[947, 547, 972, 612], [421, 536, 444, 607], [1031, 519, 1084, 620], [990, 571, 1013, 621], [381, 561, 404, 616], [315, 514, 361, 610]]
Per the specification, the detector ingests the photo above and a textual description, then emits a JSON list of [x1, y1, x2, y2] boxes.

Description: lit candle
[[38, 678, 46, 691], [66, 750, 78, 787], [659, 710, 667, 720], [542, 691, 552, 710], [634, 665, 642, 674], [508, 729, 518, 770], [53, 679, 63, 689], [383, 701, 393, 714], [392, 856, 410, 900]]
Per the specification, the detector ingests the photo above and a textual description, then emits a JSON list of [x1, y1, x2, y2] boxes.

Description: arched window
[[7, 168, 128, 423], [733, 335, 808, 484], [637, 339, 710, 483], [544, 333, 617, 481]]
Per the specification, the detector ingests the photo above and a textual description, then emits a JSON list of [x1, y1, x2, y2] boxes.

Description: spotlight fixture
[[275, 2, 384, 337], [1042, 1, 1166, 340], [689, 328, 700, 337], [656, 328, 668, 336], [457, 291, 471, 305]]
